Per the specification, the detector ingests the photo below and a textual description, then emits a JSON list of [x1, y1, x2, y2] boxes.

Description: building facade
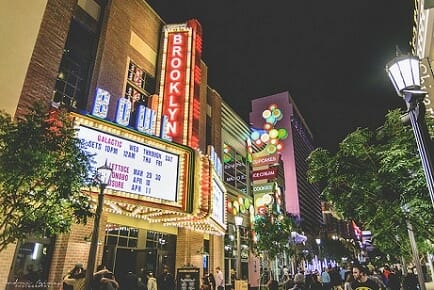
[[249, 92, 323, 236], [0, 0, 254, 288], [0, 1, 333, 289], [412, 0, 434, 280]]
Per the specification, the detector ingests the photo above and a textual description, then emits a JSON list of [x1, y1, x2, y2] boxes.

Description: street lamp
[[315, 238, 321, 272], [234, 215, 244, 280], [385, 53, 434, 209], [85, 160, 112, 290]]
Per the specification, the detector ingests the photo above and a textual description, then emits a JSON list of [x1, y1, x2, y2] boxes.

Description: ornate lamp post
[[315, 238, 321, 272], [85, 160, 112, 290], [385, 53, 434, 209], [234, 215, 244, 280]]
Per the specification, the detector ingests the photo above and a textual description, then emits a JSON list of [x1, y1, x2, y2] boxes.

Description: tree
[[307, 109, 434, 260], [253, 211, 300, 260], [0, 103, 95, 251]]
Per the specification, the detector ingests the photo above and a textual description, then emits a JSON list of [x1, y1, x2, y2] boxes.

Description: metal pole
[[236, 225, 241, 280], [406, 92, 434, 209], [84, 185, 105, 290], [406, 219, 426, 290]]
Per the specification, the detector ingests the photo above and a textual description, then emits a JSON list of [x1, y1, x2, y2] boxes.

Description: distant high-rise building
[[250, 91, 322, 234]]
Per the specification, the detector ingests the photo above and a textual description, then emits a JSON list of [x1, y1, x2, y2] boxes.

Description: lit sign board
[[161, 29, 190, 143], [420, 58, 434, 119], [252, 167, 278, 181], [91, 88, 163, 139], [212, 178, 225, 226], [252, 182, 275, 194], [158, 19, 202, 147], [252, 152, 280, 168], [77, 125, 180, 201], [92, 88, 110, 118]]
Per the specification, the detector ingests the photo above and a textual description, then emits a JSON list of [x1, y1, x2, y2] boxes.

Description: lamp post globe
[[385, 53, 434, 209], [84, 160, 112, 290], [98, 160, 112, 187]]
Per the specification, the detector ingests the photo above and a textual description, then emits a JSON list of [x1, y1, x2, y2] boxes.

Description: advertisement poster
[[176, 267, 199, 290]]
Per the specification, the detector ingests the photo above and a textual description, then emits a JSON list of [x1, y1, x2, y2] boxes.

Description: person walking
[[63, 264, 86, 290], [147, 272, 157, 290], [290, 273, 305, 290], [321, 267, 332, 290], [343, 271, 354, 290], [157, 265, 175, 290], [215, 267, 225, 290], [208, 272, 216, 290], [351, 264, 379, 290], [93, 265, 119, 290]]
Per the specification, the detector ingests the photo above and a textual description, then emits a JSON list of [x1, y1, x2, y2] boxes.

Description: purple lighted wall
[[249, 91, 300, 216]]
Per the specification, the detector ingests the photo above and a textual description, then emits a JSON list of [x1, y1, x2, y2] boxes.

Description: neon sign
[[158, 20, 202, 147], [91, 88, 162, 138], [250, 104, 288, 154], [161, 30, 189, 143]]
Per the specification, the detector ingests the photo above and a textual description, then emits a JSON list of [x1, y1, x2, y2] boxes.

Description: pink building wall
[[249, 91, 300, 216]]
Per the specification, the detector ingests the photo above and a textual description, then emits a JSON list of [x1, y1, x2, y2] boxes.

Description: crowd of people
[[62, 264, 176, 290], [61, 261, 425, 290], [270, 263, 422, 290]]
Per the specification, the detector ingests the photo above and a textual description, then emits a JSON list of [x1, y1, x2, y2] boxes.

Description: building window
[[8, 238, 54, 288], [125, 61, 155, 107], [124, 61, 156, 126], [53, 55, 83, 109], [105, 224, 139, 248], [223, 144, 249, 194], [53, 18, 100, 111]]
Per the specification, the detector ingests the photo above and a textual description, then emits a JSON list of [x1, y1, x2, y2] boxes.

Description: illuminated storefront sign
[[252, 182, 275, 194], [253, 192, 274, 215], [420, 58, 434, 118], [77, 125, 180, 201], [92, 88, 110, 118], [212, 178, 225, 226], [252, 167, 277, 181], [158, 20, 202, 147], [91, 88, 162, 138], [208, 145, 223, 179], [251, 153, 280, 167], [161, 30, 189, 143]]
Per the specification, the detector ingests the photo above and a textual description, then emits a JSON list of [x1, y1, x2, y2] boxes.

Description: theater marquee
[[72, 113, 194, 213], [72, 113, 226, 235], [78, 125, 180, 202]]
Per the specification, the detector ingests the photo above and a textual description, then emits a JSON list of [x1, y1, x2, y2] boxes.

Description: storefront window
[[223, 144, 249, 194], [7, 238, 54, 289], [105, 224, 138, 247]]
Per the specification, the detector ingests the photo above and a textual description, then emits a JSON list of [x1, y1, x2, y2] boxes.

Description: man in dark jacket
[[157, 265, 175, 290]]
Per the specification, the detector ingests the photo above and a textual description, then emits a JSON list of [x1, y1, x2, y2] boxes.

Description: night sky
[[147, 1, 415, 152]]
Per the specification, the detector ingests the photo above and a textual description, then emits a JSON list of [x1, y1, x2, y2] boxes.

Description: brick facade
[[86, 0, 162, 119], [16, 0, 77, 118], [47, 214, 107, 288], [2, 0, 248, 287], [0, 243, 17, 289]]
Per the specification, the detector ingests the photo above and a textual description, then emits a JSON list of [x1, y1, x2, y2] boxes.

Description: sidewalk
[[426, 281, 434, 290]]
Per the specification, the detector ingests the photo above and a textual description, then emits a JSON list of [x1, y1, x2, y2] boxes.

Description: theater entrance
[[102, 224, 176, 288]]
